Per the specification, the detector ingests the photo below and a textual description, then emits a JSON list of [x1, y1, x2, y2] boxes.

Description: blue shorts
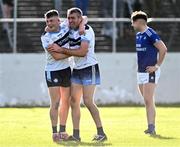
[[71, 64, 101, 85]]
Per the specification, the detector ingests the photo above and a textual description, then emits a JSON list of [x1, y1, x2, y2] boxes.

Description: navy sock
[[59, 125, 66, 133], [73, 129, 80, 139], [148, 124, 155, 131], [52, 126, 57, 133], [97, 127, 105, 135]]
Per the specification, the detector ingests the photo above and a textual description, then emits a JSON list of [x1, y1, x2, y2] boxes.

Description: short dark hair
[[131, 11, 148, 22], [67, 7, 83, 17], [44, 9, 59, 18]]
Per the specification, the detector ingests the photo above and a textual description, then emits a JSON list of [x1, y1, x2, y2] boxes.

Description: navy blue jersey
[[136, 27, 161, 72]]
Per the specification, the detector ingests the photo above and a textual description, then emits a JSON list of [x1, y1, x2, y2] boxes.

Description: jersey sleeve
[[149, 29, 161, 44], [80, 29, 92, 43], [41, 34, 53, 50]]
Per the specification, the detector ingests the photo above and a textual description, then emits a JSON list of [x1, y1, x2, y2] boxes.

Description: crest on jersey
[[53, 78, 58, 83]]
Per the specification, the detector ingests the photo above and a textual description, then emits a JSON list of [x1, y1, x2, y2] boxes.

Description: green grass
[[0, 107, 180, 147]]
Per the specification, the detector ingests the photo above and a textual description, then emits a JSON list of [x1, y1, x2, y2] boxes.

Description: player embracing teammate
[[41, 8, 107, 143]]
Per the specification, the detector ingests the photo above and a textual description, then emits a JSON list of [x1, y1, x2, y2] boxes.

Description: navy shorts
[[45, 67, 71, 87], [71, 64, 101, 85]]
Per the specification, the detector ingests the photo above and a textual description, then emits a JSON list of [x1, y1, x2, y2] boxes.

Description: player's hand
[[47, 44, 53, 52], [45, 26, 51, 32], [79, 29, 85, 35], [146, 66, 158, 73], [79, 16, 87, 35], [47, 43, 62, 53], [79, 26, 85, 35]]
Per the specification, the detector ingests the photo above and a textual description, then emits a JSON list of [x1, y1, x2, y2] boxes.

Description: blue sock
[[148, 124, 155, 131]]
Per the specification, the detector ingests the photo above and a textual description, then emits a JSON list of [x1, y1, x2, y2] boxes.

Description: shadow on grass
[[57, 141, 112, 146], [150, 134, 177, 140]]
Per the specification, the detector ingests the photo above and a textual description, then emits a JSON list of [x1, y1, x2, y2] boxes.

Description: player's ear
[[79, 16, 83, 24], [57, 18, 61, 24], [79, 15, 82, 20]]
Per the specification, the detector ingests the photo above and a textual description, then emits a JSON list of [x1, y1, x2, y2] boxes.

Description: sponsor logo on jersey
[[136, 47, 147, 51]]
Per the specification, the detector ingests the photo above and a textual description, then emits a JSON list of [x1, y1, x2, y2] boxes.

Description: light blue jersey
[[69, 24, 98, 69], [41, 20, 70, 71]]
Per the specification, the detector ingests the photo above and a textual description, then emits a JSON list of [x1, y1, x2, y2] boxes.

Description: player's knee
[[61, 98, 70, 106], [70, 96, 77, 103], [70, 96, 80, 108], [50, 101, 60, 110], [144, 98, 153, 107], [83, 98, 93, 108], [60, 102, 70, 110]]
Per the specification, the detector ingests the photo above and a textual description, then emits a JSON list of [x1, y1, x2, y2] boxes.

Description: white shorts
[[137, 68, 161, 85]]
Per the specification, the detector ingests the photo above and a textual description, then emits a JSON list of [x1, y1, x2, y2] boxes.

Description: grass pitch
[[0, 107, 180, 147]]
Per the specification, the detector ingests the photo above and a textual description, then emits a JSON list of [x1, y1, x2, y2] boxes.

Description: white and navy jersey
[[136, 27, 161, 72], [69, 25, 98, 69], [41, 21, 70, 71]]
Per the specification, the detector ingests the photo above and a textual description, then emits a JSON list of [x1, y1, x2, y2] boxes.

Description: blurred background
[[1, 0, 180, 53], [0, 0, 180, 106]]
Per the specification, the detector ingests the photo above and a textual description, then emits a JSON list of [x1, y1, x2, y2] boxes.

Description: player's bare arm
[[79, 16, 87, 35], [154, 40, 167, 66], [50, 52, 70, 60], [47, 44, 71, 60], [146, 41, 167, 73], [48, 41, 89, 57], [46, 16, 87, 59]]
